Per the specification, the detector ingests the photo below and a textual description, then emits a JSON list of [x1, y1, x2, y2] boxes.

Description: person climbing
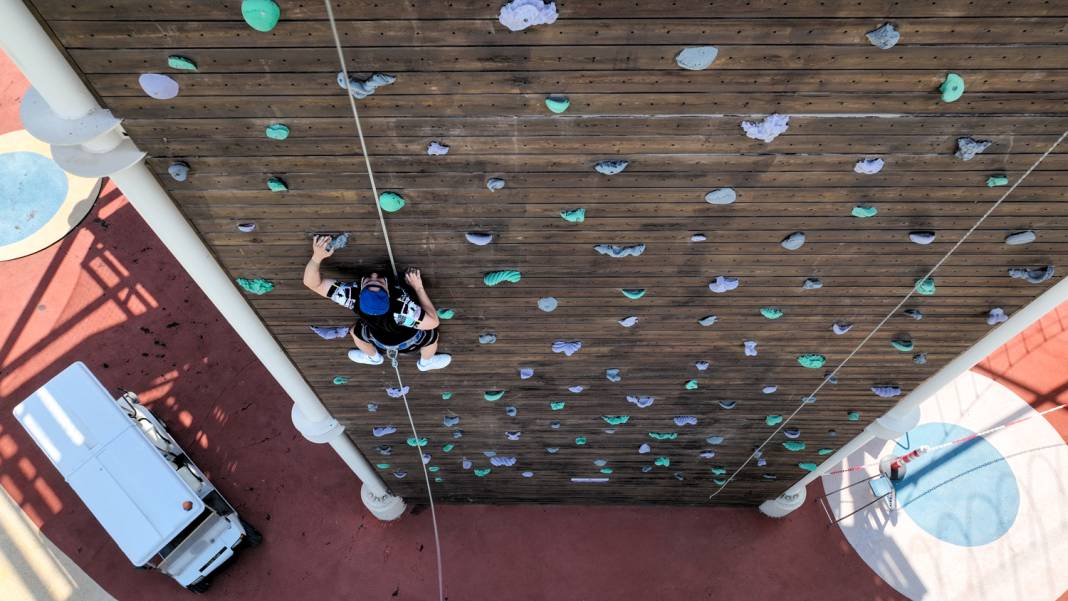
[[303, 235, 451, 371]]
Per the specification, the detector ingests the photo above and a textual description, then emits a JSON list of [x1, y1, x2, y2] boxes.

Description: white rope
[[709, 127, 1068, 500], [322, 4, 444, 600]]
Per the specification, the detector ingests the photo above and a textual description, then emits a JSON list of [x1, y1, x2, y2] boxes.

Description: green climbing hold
[[441, 391, 453, 400], [712, 478, 726, 486], [332, 376, 349, 385], [939, 72, 965, 103], [560, 208, 586, 223], [375, 463, 390, 469], [760, 307, 783, 320], [474, 468, 491, 477], [765, 415, 784, 426], [437, 308, 455, 320], [654, 456, 671, 467], [241, 0, 281, 32], [167, 55, 197, 71], [847, 411, 861, 421], [987, 175, 1009, 187], [684, 379, 698, 390], [851, 205, 878, 218], [379, 191, 406, 212], [545, 95, 570, 113], [915, 277, 936, 296], [817, 448, 834, 455], [484, 390, 506, 401], [621, 288, 647, 299], [434, 476, 443, 482], [602, 415, 630, 425], [483, 270, 522, 286], [575, 437, 588, 445], [236, 277, 274, 295], [798, 462, 819, 472], [709, 466, 726, 476], [648, 432, 678, 441], [600, 467, 613, 474], [890, 339, 914, 352], [266, 177, 288, 192], [265, 123, 290, 140], [782, 441, 806, 451], [797, 354, 826, 369], [406, 437, 428, 447], [442, 443, 455, 452], [550, 401, 566, 410], [428, 466, 440, 473]]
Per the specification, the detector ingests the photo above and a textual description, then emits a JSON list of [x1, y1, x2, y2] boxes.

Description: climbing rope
[[323, 3, 444, 600], [708, 126, 1068, 501]]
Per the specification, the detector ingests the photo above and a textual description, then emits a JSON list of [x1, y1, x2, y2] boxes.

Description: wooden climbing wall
[[26, 0, 1068, 504]]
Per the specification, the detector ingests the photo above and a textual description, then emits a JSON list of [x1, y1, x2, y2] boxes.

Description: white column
[[762, 274, 1068, 517], [0, 0, 404, 521]]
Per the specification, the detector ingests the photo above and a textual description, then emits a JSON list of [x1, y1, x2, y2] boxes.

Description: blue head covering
[[359, 285, 390, 315]]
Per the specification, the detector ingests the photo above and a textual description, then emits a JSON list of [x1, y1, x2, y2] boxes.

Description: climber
[[303, 235, 451, 371]]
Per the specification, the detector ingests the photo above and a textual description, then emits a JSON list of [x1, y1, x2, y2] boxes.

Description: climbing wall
[[26, 0, 1068, 504]]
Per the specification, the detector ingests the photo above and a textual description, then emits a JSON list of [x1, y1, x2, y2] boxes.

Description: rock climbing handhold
[[674, 416, 698, 426], [695, 361, 710, 371], [915, 278, 936, 295], [266, 177, 288, 192], [437, 308, 455, 320], [704, 187, 736, 205], [386, 386, 409, 398], [654, 456, 670, 467], [1009, 265, 1054, 284], [603, 415, 630, 425], [426, 141, 450, 156], [236, 278, 274, 295], [594, 243, 645, 258], [718, 401, 737, 409], [465, 232, 494, 246], [378, 191, 405, 212], [802, 277, 823, 290], [818, 448, 834, 456], [443, 415, 460, 427], [638, 443, 651, 454], [913, 352, 928, 365], [987, 174, 1009, 187], [798, 463, 819, 472], [265, 123, 290, 140], [709, 276, 739, 293], [168, 162, 190, 182], [781, 231, 806, 250], [621, 288, 647, 299], [560, 208, 586, 223], [690, 233, 707, 242], [545, 95, 570, 113], [441, 391, 453, 400], [797, 354, 826, 369], [987, 307, 1008, 325], [241, 0, 280, 32], [484, 270, 522, 286], [505, 406, 517, 416], [1005, 230, 1036, 246], [575, 437, 587, 445], [474, 468, 492, 477], [684, 379, 698, 390], [486, 177, 506, 191], [904, 308, 924, 320], [648, 432, 678, 441], [627, 395, 655, 408], [372, 426, 397, 437], [618, 316, 638, 327], [519, 367, 534, 379], [741, 114, 790, 143], [491, 455, 516, 466], [332, 376, 348, 385], [866, 23, 900, 49], [890, 337, 913, 352], [909, 231, 936, 245], [605, 368, 621, 383], [760, 307, 783, 320], [784, 428, 801, 439], [167, 55, 197, 71], [498, 0, 558, 32], [484, 390, 506, 401], [326, 233, 349, 252], [743, 340, 758, 357], [851, 205, 878, 218], [568, 385, 585, 393], [783, 441, 806, 452], [594, 160, 629, 175], [478, 333, 497, 344], [706, 436, 724, 445], [939, 73, 965, 103], [956, 137, 991, 161], [765, 415, 783, 426], [698, 315, 717, 327], [551, 340, 582, 356], [236, 222, 256, 233], [309, 325, 349, 339], [406, 437, 428, 447], [538, 297, 558, 312], [337, 72, 396, 99], [854, 158, 884, 174], [832, 321, 853, 335], [138, 73, 180, 100], [871, 385, 902, 398], [675, 46, 719, 70], [762, 385, 777, 394]]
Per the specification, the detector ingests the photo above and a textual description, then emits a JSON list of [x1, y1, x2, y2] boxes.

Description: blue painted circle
[[893, 422, 1019, 547], [0, 151, 69, 246]]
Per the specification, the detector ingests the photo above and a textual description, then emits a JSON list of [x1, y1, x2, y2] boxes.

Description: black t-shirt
[[327, 281, 424, 345]]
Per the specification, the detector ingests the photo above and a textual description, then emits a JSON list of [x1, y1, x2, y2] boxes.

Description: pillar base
[[759, 486, 807, 518], [869, 406, 921, 440], [361, 483, 407, 521], [290, 404, 344, 444]]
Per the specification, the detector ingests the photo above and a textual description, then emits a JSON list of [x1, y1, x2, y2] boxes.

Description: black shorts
[[354, 322, 438, 354]]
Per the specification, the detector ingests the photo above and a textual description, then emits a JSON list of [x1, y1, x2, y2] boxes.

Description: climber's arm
[[303, 235, 336, 297]]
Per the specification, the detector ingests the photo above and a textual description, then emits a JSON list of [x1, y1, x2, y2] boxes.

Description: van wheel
[[240, 519, 263, 547]]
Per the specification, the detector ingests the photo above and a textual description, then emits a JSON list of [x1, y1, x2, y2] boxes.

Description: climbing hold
[[332, 376, 349, 385], [167, 162, 190, 182], [372, 426, 397, 437], [641, 466, 654, 473], [621, 288, 647, 299], [443, 415, 460, 427], [603, 415, 630, 425], [649, 432, 678, 441], [939, 73, 965, 103], [491, 456, 517, 466], [375, 463, 390, 469], [519, 367, 534, 379], [236, 222, 256, 233], [909, 231, 936, 245], [426, 141, 449, 156], [545, 95, 570, 113], [760, 307, 783, 320], [871, 385, 902, 398], [236, 278, 274, 295], [704, 187, 736, 205], [393, 471, 408, 479], [386, 386, 409, 398], [762, 385, 777, 394], [452, 430, 464, 439], [866, 23, 900, 49], [560, 208, 586, 223], [429, 466, 440, 473], [690, 234, 708, 244], [552, 340, 582, 356], [326, 233, 349, 252], [406, 437, 428, 447], [484, 390, 506, 401], [605, 368, 621, 383], [987, 307, 1008, 325], [1009, 265, 1054, 283], [675, 46, 719, 70], [594, 243, 645, 258], [505, 406, 517, 417], [781, 231, 806, 250], [167, 55, 197, 71], [914, 278, 936, 295], [654, 457, 671, 467], [784, 428, 801, 439], [601, 468, 614, 475], [486, 177, 506, 191], [698, 314, 717, 327], [854, 158, 884, 175], [845, 410, 861, 422], [266, 177, 288, 192], [741, 114, 790, 143], [546, 447, 559, 454], [375, 445, 392, 456], [462, 458, 473, 470], [550, 401, 566, 410], [818, 448, 834, 456], [832, 321, 853, 335], [742, 340, 759, 357], [138, 73, 180, 100], [568, 385, 585, 393], [797, 354, 826, 368], [718, 401, 737, 409], [798, 463, 819, 472], [627, 395, 655, 408], [765, 415, 783, 426], [618, 316, 638, 328], [684, 379, 698, 390], [521, 471, 534, 478], [987, 174, 1009, 187], [436, 308, 455, 321], [241, 0, 280, 32], [575, 437, 587, 445], [309, 325, 349, 340], [802, 277, 823, 290], [955, 137, 992, 161], [594, 160, 629, 175], [783, 441, 806, 452], [674, 416, 698, 427], [708, 276, 739, 293], [484, 270, 522, 286], [903, 308, 924, 320], [337, 72, 396, 99], [913, 352, 928, 365], [538, 297, 558, 312], [478, 333, 497, 344], [851, 205, 878, 218], [264, 123, 289, 140], [441, 391, 453, 400], [890, 337, 913, 352], [801, 394, 818, 404], [378, 191, 405, 212], [1005, 230, 1036, 246], [465, 232, 494, 246], [705, 436, 725, 446], [695, 361, 710, 371], [499, 0, 558, 31], [474, 468, 492, 477]]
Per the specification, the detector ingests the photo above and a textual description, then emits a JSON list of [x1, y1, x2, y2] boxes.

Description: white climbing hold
[[674, 416, 698, 426], [538, 296, 558, 312], [465, 232, 494, 246], [638, 443, 651, 454], [236, 222, 257, 233], [427, 141, 450, 156], [552, 340, 582, 356], [167, 162, 190, 182], [871, 385, 902, 398], [708, 276, 739, 293], [1005, 230, 1036, 246], [618, 316, 638, 327], [695, 360, 710, 371], [568, 385, 585, 393], [743, 340, 758, 356], [675, 46, 719, 70], [479, 333, 497, 344], [627, 395, 655, 408], [386, 386, 409, 398], [520, 367, 534, 379], [337, 71, 396, 99], [854, 158, 884, 174], [1009, 265, 1054, 283], [594, 243, 645, 258], [909, 231, 936, 245], [138, 73, 179, 100], [594, 160, 629, 175], [802, 277, 823, 290], [741, 114, 790, 143], [486, 177, 506, 191], [606, 368, 621, 383], [955, 137, 992, 161], [698, 314, 717, 327], [704, 187, 737, 205], [498, 0, 558, 32], [832, 321, 853, 335], [866, 23, 900, 49], [987, 307, 1008, 325], [781, 231, 806, 250], [690, 233, 707, 242], [762, 385, 777, 394], [706, 435, 725, 445]]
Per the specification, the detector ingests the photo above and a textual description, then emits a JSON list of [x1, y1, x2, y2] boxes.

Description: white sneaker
[[417, 354, 452, 371], [348, 349, 383, 365]]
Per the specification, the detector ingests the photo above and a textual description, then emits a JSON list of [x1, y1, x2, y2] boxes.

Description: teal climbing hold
[[654, 456, 671, 467], [600, 467, 613, 474], [437, 308, 455, 320], [621, 288, 647, 299], [602, 415, 630, 425], [797, 354, 826, 369], [712, 478, 726, 486], [379, 191, 406, 212], [798, 462, 819, 472], [474, 468, 491, 477], [560, 208, 586, 223], [441, 391, 453, 400], [375, 463, 390, 469], [575, 437, 587, 445], [332, 376, 348, 385], [236, 277, 274, 295], [406, 437, 428, 447], [709, 466, 726, 476], [939, 73, 965, 103], [167, 55, 197, 71], [817, 448, 834, 455], [987, 175, 1009, 187], [760, 307, 783, 320], [847, 411, 861, 421], [428, 466, 440, 473], [765, 415, 783, 426], [545, 95, 570, 113], [890, 338, 914, 352], [442, 443, 455, 452], [648, 432, 678, 441], [266, 177, 288, 192], [684, 379, 698, 390], [265, 123, 290, 140], [484, 390, 506, 401], [851, 205, 878, 218], [241, 0, 281, 32], [434, 476, 443, 483], [915, 277, 936, 296], [550, 401, 566, 411], [783, 441, 806, 451], [483, 270, 522, 286]]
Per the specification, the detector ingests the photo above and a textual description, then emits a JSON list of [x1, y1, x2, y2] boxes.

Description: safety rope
[[323, 3, 444, 599], [709, 127, 1068, 500]]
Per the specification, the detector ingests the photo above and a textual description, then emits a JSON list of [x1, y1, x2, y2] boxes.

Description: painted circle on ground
[[0, 151, 68, 245], [893, 422, 1019, 547]]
